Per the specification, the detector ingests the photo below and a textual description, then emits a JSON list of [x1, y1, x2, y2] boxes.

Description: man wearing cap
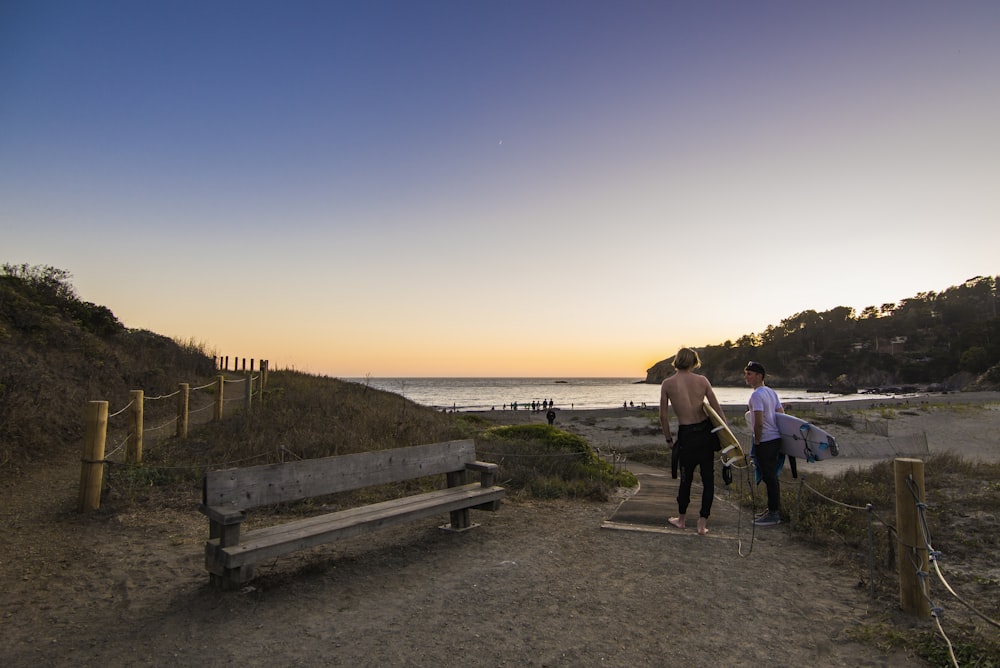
[[659, 347, 725, 535], [744, 361, 785, 526]]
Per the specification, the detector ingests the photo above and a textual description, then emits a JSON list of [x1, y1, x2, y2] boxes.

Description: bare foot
[[697, 518, 709, 535], [668, 517, 685, 529]]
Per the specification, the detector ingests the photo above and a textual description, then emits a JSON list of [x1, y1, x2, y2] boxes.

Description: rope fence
[[78, 359, 270, 512], [781, 457, 999, 667]]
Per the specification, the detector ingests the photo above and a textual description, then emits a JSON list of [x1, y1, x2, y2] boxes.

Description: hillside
[[646, 275, 1000, 392], [0, 264, 217, 468], [4, 264, 998, 469], [3, 264, 999, 664]]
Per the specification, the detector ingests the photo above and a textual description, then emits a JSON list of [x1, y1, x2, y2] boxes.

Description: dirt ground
[[3, 394, 999, 667]]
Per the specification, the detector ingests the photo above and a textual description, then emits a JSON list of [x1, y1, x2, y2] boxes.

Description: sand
[[3, 393, 999, 666]]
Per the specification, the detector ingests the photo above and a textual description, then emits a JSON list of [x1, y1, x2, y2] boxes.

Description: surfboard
[[703, 400, 745, 467], [744, 410, 839, 462]]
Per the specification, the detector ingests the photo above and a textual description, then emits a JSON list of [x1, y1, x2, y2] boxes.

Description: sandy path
[[8, 393, 999, 666]]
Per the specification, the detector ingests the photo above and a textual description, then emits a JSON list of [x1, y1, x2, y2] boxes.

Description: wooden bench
[[199, 439, 504, 589]]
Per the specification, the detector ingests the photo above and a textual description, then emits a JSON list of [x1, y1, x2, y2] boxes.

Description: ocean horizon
[[345, 377, 909, 412]]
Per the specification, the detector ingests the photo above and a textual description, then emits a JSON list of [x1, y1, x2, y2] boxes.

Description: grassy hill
[[1, 265, 216, 468], [0, 264, 633, 499]]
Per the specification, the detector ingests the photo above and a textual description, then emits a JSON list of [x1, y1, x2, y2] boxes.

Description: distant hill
[[0, 264, 216, 468], [645, 275, 1000, 392]]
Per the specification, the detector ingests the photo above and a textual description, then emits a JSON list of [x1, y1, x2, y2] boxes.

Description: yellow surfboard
[[703, 399, 745, 467]]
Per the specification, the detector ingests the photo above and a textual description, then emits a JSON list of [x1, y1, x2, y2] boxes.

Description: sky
[[2, 1, 998, 378]]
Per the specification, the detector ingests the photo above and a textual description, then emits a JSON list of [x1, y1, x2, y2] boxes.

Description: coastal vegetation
[[3, 264, 997, 662], [646, 275, 1000, 392], [626, 413, 1000, 665], [0, 264, 634, 504]]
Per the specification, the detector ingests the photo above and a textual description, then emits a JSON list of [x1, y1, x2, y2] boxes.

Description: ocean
[[345, 377, 903, 411]]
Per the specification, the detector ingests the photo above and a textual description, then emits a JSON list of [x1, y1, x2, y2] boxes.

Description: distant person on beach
[[744, 361, 785, 527], [546, 409, 556, 425], [659, 347, 724, 535]]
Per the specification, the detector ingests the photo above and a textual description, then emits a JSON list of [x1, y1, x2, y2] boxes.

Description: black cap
[[745, 361, 766, 375]]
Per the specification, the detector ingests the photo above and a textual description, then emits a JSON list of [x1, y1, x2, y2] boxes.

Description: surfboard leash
[[736, 447, 758, 558]]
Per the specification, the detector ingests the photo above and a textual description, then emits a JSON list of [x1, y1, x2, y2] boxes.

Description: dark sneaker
[[754, 511, 782, 526]]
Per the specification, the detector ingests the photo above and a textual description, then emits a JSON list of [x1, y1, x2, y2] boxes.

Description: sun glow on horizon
[[4, 2, 998, 378]]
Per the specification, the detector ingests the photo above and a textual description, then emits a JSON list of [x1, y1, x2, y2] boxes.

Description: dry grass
[[106, 370, 635, 510]]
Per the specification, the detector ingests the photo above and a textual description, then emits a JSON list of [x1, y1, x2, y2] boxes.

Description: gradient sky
[[3, 1, 998, 377]]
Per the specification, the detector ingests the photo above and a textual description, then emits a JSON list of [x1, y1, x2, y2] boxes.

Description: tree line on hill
[[645, 275, 1000, 392]]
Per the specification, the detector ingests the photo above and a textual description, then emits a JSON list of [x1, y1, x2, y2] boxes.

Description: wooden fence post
[[894, 457, 931, 618], [177, 383, 189, 439], [258, 362, 265, 405], [78, 400, 108, 512], [244, 371, 252, 414], [127, 389, 143, 465], [214, 374, 224, 421]]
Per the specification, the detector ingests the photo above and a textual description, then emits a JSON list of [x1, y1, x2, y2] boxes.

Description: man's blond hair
[[671, 348, 701, 371]]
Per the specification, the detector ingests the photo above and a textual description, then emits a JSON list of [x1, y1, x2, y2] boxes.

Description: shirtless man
[[659, 347, 725, 535]]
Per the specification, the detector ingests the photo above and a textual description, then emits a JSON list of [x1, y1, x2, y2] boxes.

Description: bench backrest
[[203, 439, 478, 512]]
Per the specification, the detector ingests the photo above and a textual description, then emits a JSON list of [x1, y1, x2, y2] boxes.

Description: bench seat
[[207, 482, 504, 570], [199, 439, 503, 589]]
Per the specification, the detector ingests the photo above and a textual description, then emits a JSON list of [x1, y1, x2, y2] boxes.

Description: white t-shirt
[[748, 385, 782, 442]]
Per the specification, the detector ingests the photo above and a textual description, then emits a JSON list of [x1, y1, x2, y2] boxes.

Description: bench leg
[[209, 564, 255, 591], [440, 507, 479, 532], [206, 540, 255, 590]]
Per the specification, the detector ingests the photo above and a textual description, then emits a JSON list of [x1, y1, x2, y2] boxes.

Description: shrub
[[476, 423, 637, 501]]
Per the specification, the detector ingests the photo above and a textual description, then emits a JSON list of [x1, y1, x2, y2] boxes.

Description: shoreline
[[467, 390, 1000, 419], [472, 390, 1000, 474]]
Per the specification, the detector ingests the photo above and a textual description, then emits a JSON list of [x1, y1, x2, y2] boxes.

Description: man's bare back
[[660, 370, 722, 426]]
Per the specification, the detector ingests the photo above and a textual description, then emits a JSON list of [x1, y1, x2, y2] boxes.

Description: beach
[[483, 391, 1000, 475], [2, 393, 999, 666]]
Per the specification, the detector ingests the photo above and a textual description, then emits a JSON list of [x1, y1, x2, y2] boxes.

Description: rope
[[800, 479, 870, 511], [143, 416, 177, 433], [930, 559, 1000, 629], [785, 473, 906, 603], [104, 433, 128, 459], [905, 476, 1000, 631], [108, 400, 133, 419], [932, 614, 959, 668], [188, 401, 215, 416], [736, 456, 757, 558], [191, 381, 217, 391], [144, 390, 180, 401]]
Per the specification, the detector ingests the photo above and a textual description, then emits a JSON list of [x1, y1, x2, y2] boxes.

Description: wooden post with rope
[[244, 371, 252, 414], [894, 457, 931, 618], [213, 374, 224, 421], [127, 389, 143, 465], [78, 400, 108, 512], [177, 383, 189, 439], [258, 360, 266, 405]]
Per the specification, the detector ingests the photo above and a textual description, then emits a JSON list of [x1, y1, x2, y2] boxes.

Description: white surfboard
[[744, 410, 839, 462]]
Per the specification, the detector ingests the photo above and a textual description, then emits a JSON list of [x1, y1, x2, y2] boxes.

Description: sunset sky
[[3, 1, 998, 377]]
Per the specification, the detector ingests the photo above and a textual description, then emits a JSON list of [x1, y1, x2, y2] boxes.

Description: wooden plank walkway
[[602, 461, 760, 540]]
